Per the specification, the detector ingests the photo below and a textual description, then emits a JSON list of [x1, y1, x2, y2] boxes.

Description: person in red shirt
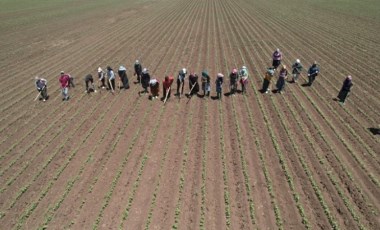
[[162, 75, 174, 101], [59, 71, 70, 101]]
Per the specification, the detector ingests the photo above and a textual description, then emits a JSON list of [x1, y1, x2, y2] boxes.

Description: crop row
[[37, 85, 141, 228], [13, 85, 122, 229], [232, 1, 378, 226]]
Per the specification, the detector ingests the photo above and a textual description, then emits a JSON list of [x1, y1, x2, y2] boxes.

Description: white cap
[[135, 60, 139, 63], [296, 59, 300, 63], [242, 66, 247, 69], [217, 73, 224, 77], [182, 68, 187, 74], [98, 67, 102, 72], [142, 68, 148, 73]]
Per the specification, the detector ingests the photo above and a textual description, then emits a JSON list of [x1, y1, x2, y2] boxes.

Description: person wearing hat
[[276, 65, 288, 94], [162, 75, 174, 101], [201, 70, 211, 97], [134, 60, 142, 83], [291, 59, 303, 83], [97, 67, 106, 89], [188, 72, 199, 96], [59, 71, 70, 101], [106, 66, 116, 92], [239, 66, 249, 94], [118, 65, 129, 90], [307, 61, 320, 86], [215, 73, 224, 100], [337, 75, 353, 105], [149, 77, 160, 99], [84, 74, 96, 93], [141, 68, 150, 94], [176, 68, 187, 97], [272, 48, 282, 69], [35, 76, 48, 101], [262, 67, 275, 93], [229, 68, 239, 95]]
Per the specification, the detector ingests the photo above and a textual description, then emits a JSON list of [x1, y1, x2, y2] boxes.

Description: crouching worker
[[84, 74, 96, 93], [118, 65, 129, 90], [262, 67, 275, 93], [149, 77, 159, 99], [201, 70, 211, 97], [337, 75, 353, 105], [188, 72, 199, 96], [35, 76, 48, 101], [162, 75, 174, 101], [240, 66, 249, 94], [215, 73, 224, 100]]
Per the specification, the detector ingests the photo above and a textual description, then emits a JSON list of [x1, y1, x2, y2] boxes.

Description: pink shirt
[[59, 74, 70, 88]]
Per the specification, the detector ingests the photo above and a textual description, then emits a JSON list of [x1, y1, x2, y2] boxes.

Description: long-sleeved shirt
[[341, 79, 353, 91], [308, 65, 319, 76], [35, 78, 47, 89], [292, 63, 303, 74], [59, 75, 70, 88], [107, 70, 115, 80], [279, 69, 288, 78], [272, 51, 282, 60], [163, 76, 174, 89]]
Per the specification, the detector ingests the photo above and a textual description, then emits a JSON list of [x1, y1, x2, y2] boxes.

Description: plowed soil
[[0, 0, 379, 229]]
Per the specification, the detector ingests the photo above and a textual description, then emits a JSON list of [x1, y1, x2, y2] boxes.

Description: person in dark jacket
[[84, 74, 96, 93], [307, 61, 320, 86], [272, 48, 282, 69], [176, 68, 187, 97], [188, 72, 199, 96], [276, 65, 288, 94], [229, 68, 239, 95], [35, 76, 48, 101], [337, 75, 353, 105], [141, 68, 150, 94], [134, 60, 142, 83], [201, 70, 211, 97], [118, 65, 129, 90], [215, 73, 224, 99], [291, 59, 303, 83]]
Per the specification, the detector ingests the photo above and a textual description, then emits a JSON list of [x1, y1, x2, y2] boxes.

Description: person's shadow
[[368, 128, 380, 135], [301, 83, 310, 87]]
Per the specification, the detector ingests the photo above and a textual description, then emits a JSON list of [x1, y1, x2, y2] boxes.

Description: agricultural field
[[0, 0, 379, 229]]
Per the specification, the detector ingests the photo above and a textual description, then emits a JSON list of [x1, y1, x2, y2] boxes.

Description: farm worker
[[59, 71, 70, 101], [276, 65, 288, 94], [134, 60, 142, 83], [188, 72, 199, 96], [291, 59, 303, 83], [35, 76, 48, 101], [272, 48, 282, 69], [215, 73, 224, 100], [84, 74, 96, 93], [262, 67, 275, 93], [176, 68, 187, 97], [239, 66, 249, 94], [149, 78, 160, 99], [201, 70, 211, 97], [162, 75, 174, 100], [106, 66, 116, 92], [337, 75, 353, 105], [141, 68, 151, 94], [307, 61, 320, 86], [229, 68, 239, 95], [118, 65, 129, 90], [97, 67, 106, 89]]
